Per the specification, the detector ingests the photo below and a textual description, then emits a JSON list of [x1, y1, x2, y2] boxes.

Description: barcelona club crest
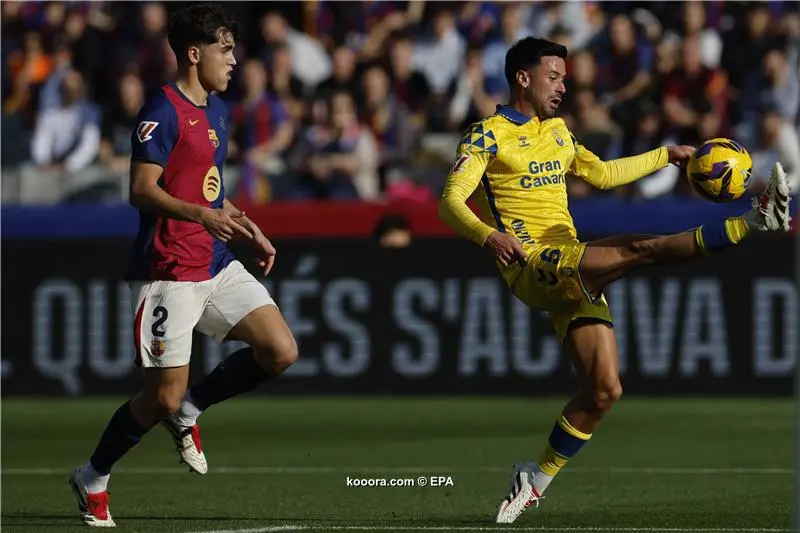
[[208, 129, 220, 149], [151, 339, 165, 357]]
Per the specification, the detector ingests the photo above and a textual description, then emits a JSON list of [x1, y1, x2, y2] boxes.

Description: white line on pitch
[[1, 466, 793, 476], [185, 526, 796, 533]]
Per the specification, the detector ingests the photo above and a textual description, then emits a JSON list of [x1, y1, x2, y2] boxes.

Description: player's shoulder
[[457, 116, 502, 156], [207, 93, 229, 120], [137, 87, 177, 123], [133, 88, 177, 145]]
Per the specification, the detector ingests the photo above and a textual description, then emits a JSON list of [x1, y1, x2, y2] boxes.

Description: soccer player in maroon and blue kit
[[69, 5, 298, 527]]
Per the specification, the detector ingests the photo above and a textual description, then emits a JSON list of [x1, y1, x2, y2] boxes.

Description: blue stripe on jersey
[[205, 99, 235, 278], [481, 173, 505, 232]]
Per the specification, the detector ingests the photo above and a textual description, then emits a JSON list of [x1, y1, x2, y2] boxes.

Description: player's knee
[[253, 333, 298, 375], [592, 379, 623, 413]]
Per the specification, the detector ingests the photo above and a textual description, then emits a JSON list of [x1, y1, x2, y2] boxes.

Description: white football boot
[[68, 466, 116, 528], [495, 462, 543, 524], [745, 162, 792, 232], [162, 416, 208, 475]]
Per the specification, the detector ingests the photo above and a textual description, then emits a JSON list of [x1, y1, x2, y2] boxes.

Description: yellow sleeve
[[570, 137, 669, 190], [439, 126, 498, 247]]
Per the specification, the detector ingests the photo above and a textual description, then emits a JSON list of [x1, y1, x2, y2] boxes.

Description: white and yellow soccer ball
[[686, 137, 753, 202]]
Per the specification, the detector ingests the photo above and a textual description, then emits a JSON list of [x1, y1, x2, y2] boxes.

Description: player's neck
[[175, 73, 209, 107], [509, 95, 538, 122]]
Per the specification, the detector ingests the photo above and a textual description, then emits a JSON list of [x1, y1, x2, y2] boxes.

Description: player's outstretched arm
[[571, 137, 695, 190], [129, 161, 252, 242]]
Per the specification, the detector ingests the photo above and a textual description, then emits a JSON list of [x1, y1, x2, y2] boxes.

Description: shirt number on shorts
[[152, 306, 168, 337]]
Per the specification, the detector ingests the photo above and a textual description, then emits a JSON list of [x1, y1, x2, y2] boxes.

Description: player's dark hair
[[504, 37, 568, 88], [167, 3, 239, 64]]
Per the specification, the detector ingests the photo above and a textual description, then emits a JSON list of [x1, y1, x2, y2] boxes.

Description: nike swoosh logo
[[189, 119, 199, 126]]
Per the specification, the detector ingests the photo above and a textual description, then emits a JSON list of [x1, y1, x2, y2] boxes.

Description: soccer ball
[[686, 137, 753, 202]]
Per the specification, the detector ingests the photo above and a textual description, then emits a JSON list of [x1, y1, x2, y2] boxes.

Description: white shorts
[[131, 260, 276, 368]]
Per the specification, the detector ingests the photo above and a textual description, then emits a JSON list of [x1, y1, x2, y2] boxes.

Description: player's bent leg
[[166, 262, 296, 473], [226, 304, 299, 375]]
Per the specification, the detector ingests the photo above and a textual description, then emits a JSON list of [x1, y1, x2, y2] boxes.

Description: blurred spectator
[[593, 14, 654, 134], [630, 101, 681, 199], [31, 69, 100, 174], [750, 108, 800, 194], [289, 91, 379, 200], [482, 4, 530, 98], [449, 45, 500, 131], [4, 32, 53, 116], [260, 11, 331, 89], [315, 45, 360, 101], [662, 34, 728, 145], [413, 8, 464, 106], [229, 59, 295, 204], [374, 213, 413, 248], [98, 73, 144, 175], [387, 32, 431, 125], [269, 44, 306, 122], [361, 64, 417, 179], [571, 89, 624, 163], [527, 1, 593, 52], [663, 2, 722, 68]]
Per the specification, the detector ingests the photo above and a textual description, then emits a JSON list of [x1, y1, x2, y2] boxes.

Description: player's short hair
[[167, 3, 239, 63], [504, 37, 568, 88]]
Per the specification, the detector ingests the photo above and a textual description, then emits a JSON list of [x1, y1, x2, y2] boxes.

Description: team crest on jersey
[[136, 121, 159, 143], [554, 131, 565, 146], [208, 129, 220, 148], [151, 339, 165, 357], [519, 136, 530, 147]]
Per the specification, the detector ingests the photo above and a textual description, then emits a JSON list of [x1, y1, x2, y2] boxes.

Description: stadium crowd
[[2, 0, 799, 205]]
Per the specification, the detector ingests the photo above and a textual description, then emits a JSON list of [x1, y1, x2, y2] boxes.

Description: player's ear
[[516, 70, 530, 89], [187, 45, 201, 66]]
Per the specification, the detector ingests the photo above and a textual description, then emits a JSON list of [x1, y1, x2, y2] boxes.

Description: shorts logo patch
[[151, 339, 165, 357], [562, 267, 574, 277], [136, 121, 159, 143]]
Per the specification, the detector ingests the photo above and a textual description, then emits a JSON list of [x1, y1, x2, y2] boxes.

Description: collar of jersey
[[495, 104, 535, 125]]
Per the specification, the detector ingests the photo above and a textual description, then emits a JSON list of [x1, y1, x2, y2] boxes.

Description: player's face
[[524, 56, 566, 119], [198, 29, 237, 93]]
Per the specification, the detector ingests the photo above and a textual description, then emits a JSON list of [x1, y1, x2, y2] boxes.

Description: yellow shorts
[[506, 240, 613, 342]]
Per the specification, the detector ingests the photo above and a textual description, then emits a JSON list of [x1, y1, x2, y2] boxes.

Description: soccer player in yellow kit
[[439, 37, 793, 524]]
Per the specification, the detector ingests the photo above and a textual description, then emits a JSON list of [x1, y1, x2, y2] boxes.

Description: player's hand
[[200, 208, 254, 242], [252, 232, 277, 276], [666, 145, 696, 167], [485, 231, 527, 267]]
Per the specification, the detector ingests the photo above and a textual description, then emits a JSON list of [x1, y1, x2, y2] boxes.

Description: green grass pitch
[[1, 397, 795, 532]]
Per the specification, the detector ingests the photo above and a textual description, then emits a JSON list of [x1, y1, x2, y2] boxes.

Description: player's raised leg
[[165, 261, 298, 470], [580, 162, 792, 298]]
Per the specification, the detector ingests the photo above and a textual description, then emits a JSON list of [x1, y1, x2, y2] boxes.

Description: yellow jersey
[[440, 104, 669, 253]]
